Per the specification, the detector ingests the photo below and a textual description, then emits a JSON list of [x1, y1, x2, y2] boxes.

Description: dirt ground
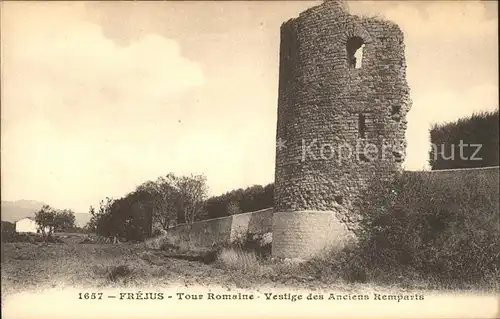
[[1, 242, 227, 294], [0, 242, 307, 291], [3, 240, 498, 319], [3, 238, 490, 303], [1, 240, 416, 299]]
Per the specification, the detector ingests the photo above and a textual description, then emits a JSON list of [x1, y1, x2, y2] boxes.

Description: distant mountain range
[[1, 200, 91, 227]]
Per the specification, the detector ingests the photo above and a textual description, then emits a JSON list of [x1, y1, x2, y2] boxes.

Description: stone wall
[[166, 208, 273, 250], [159, 167, 497, 255], [231, 208, 274, 241], [411, 166, 500, 183], [273, 0, 411, 259]]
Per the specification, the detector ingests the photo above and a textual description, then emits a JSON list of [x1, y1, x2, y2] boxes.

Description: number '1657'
[[78, 292, 103, 300]]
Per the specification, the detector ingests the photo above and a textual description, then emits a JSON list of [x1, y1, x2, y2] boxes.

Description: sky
[[1, 1, 498, 213]]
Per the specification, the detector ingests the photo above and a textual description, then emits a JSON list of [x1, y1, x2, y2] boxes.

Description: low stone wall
[[231, 208, 274, 241], [166, 208, 273, 250]]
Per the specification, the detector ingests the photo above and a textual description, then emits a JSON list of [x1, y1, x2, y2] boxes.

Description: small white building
[[15, 217, 49, 234], [15, 217, 38, 233]]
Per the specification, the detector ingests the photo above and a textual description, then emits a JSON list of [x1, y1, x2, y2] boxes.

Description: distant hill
[[1, 200, 91, 227]]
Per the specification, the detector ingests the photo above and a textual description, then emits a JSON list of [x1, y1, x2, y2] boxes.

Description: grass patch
[[144, 233, 170, 250], [104, 265, 133, 282], [297, 244, 367, 284], [2, 233, 64, 244], [215, 247, 260, 271]]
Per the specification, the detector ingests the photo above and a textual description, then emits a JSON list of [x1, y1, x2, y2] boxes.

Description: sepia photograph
[[1, 0, 499, 318]]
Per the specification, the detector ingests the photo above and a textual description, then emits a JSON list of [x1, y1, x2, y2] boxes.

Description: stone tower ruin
[[272, 0, 411, 259]]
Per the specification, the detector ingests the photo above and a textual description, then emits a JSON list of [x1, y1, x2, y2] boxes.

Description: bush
[[144, 232, 170, 250], [80, 235, 123, 244], [92, 264, 134, 282], [106, 265, 133, 282], [354, 169, 500, 288], [2, 232, 33, 243], [296, 240, 368, 284], [1, 232, 64, 244], [231, 232, 272, 258]]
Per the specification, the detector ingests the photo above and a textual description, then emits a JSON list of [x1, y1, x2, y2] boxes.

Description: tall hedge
[[429, 110, 499, 170]]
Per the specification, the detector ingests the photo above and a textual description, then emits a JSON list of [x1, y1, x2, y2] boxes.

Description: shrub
[[105, 265, 133, 282], [144, 232, 170, 250], [1, 232, 63, 244], [231, 232, 272, 258], [297, 240, 368, 284], [354, 169, 500, 288]]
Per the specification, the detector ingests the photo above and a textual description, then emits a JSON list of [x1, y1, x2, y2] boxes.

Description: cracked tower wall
[[272, 0, 412, 259]]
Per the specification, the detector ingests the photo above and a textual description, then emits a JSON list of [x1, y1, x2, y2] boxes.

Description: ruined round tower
[[272, 0, 411, 259]]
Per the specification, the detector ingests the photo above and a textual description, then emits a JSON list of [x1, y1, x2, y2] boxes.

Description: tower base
[[271, 211, 355, 260]]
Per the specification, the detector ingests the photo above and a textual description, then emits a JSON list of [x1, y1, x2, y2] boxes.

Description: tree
[[86, 192, 156, 241], [164, 173, 208, 225], [54, 209, 76, 232], [34, 205, 57, 238], [86, 173, 209, 241], [35, 206, 77, 239], [226, 200, 241, 215], [86, 197, 115, 236], [204, 183, 274, 219], [136, 179, 179, 233], [85, 206, 98, 233], [108, 195, 150, 242]]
